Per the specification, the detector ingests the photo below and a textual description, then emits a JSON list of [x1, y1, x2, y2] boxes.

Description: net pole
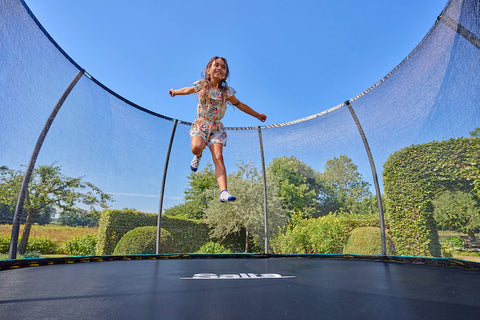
[[8, 69, 85, 259], [257, 126, 269, 254], [345, 101, 387, 255], [156, 119, 178, 254]]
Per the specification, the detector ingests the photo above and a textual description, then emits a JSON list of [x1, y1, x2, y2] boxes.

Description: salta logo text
[[180, 273, 295, 280]]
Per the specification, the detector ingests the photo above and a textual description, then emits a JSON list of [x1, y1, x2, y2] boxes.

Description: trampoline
[[2, 0, 480, 319], [1, 254, 480, 319]]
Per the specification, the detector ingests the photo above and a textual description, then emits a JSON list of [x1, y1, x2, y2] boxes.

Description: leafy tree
[[433, 190, 480, 241], [163, 198, 207, 220], [0, 203, 54, 225], [0, 164, 112, 254], [469, 127, 480, 138], [205, 161, 286, 252], [319, 155, 372, 214], [185, 163, 217, 202], [164, 163, 217, 219], [58, 208, 100, 227], [34, 206, 55, 225], [0, 204, 12, 224], [266, 156, 321, 217]]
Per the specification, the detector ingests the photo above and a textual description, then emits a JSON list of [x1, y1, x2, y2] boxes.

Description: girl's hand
[[169, 89, 176, 97], [257, 113, 267, 122]]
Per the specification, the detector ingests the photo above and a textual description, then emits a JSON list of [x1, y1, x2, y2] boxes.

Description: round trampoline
[[2, 0, 480, 319], [1, 254, 480, 319]]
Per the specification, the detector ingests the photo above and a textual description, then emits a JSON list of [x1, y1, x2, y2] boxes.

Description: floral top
[[192, 80, 236, 123]]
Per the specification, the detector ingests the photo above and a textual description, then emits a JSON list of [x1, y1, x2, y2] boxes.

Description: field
[[0, 224, 97, 243]]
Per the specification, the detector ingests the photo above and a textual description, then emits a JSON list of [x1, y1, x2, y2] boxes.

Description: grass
[[0, 224, 97, 243], [1, 224, 98, 260]]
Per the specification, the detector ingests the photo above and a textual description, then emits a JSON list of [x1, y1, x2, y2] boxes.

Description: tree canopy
[[0, 164, 112, 253]]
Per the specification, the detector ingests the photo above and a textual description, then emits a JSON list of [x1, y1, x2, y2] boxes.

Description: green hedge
[[343, 227, 395, 255], [62, 234, 97, 256], [114, 226, 173, 255], [271, 214, 380, 254], [383, 137, 479, 257], [96, 209, 158, 255], [96, 209, 212, 255], [160, 215, 210, 253], [1, 236, 59, 254], [0, 236, 9, 253]]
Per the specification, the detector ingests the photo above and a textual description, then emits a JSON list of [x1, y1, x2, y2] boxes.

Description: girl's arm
[[169, 86, 196, 97], [228, 95, 267, 122]]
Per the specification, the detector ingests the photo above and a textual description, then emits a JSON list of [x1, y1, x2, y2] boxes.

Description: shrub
[[272, 214, 348, 254], [0, 236, 10, 253], [26, 237, 59, 254], [62, 234, 97, 256], [343, 227, 395, 255], [114, 226, 173, 255], [196, 241, 232, 254], [1, 235, 59, 254]]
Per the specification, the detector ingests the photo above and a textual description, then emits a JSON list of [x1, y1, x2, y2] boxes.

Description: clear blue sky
[[15, 0, 450, 212], [24, 0, 447, 128]]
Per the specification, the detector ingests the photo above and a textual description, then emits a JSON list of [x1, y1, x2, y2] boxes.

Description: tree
[[0, 203, 54, 225], [0, 204, 12, 224], [164, 163, 217, 219], [266, 156, 321, 217], [319, 155, 372, 214], [0, 164, 112, 254], [58, 208, 100, 227], [469, 127, 480, 138], [433, 190, 480, 241], [205, 161, 286, 252]]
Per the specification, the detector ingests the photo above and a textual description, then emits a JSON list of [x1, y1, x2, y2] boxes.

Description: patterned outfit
[[190, 80, 236, 147]]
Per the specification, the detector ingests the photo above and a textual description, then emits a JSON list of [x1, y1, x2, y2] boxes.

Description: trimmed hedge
[[114, 226, 173, 254], [96, 209, 211, 255], [96, 209, 157, 255], [383, 137, 479, 257], [343, 227, 395, 255]]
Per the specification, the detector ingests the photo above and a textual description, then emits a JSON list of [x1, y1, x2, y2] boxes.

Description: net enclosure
[[0, 0, 480, 260]]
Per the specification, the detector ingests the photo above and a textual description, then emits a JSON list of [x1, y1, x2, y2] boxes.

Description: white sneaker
[[220, 190, 236, 203], [190, 155, 201, 172]]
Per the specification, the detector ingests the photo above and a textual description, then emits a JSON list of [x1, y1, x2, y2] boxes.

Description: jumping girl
[[169, 56, 267, 202]]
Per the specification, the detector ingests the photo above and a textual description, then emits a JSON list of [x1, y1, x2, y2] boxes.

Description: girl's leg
[[190, 136, 206, 172], [209, 143, 227, 190], [191, 136, 206, 157]]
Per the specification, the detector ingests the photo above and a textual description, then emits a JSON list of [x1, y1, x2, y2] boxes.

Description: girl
[[169, 56, 267, 202]]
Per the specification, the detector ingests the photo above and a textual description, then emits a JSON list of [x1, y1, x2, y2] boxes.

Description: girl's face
[[209, 58, 227, 82]]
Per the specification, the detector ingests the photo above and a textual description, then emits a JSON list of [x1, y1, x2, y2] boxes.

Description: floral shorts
[[190, 118, 227, 147]]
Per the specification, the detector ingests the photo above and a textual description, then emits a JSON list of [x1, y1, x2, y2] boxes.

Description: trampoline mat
[[1, 257, 480, 319]]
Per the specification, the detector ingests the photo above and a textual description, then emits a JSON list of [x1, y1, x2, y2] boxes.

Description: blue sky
[[24, 0, 447, 128], [13, 0, 451, 212]]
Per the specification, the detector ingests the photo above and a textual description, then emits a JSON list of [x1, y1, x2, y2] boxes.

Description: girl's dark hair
[[200, 56, 230, 103]]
